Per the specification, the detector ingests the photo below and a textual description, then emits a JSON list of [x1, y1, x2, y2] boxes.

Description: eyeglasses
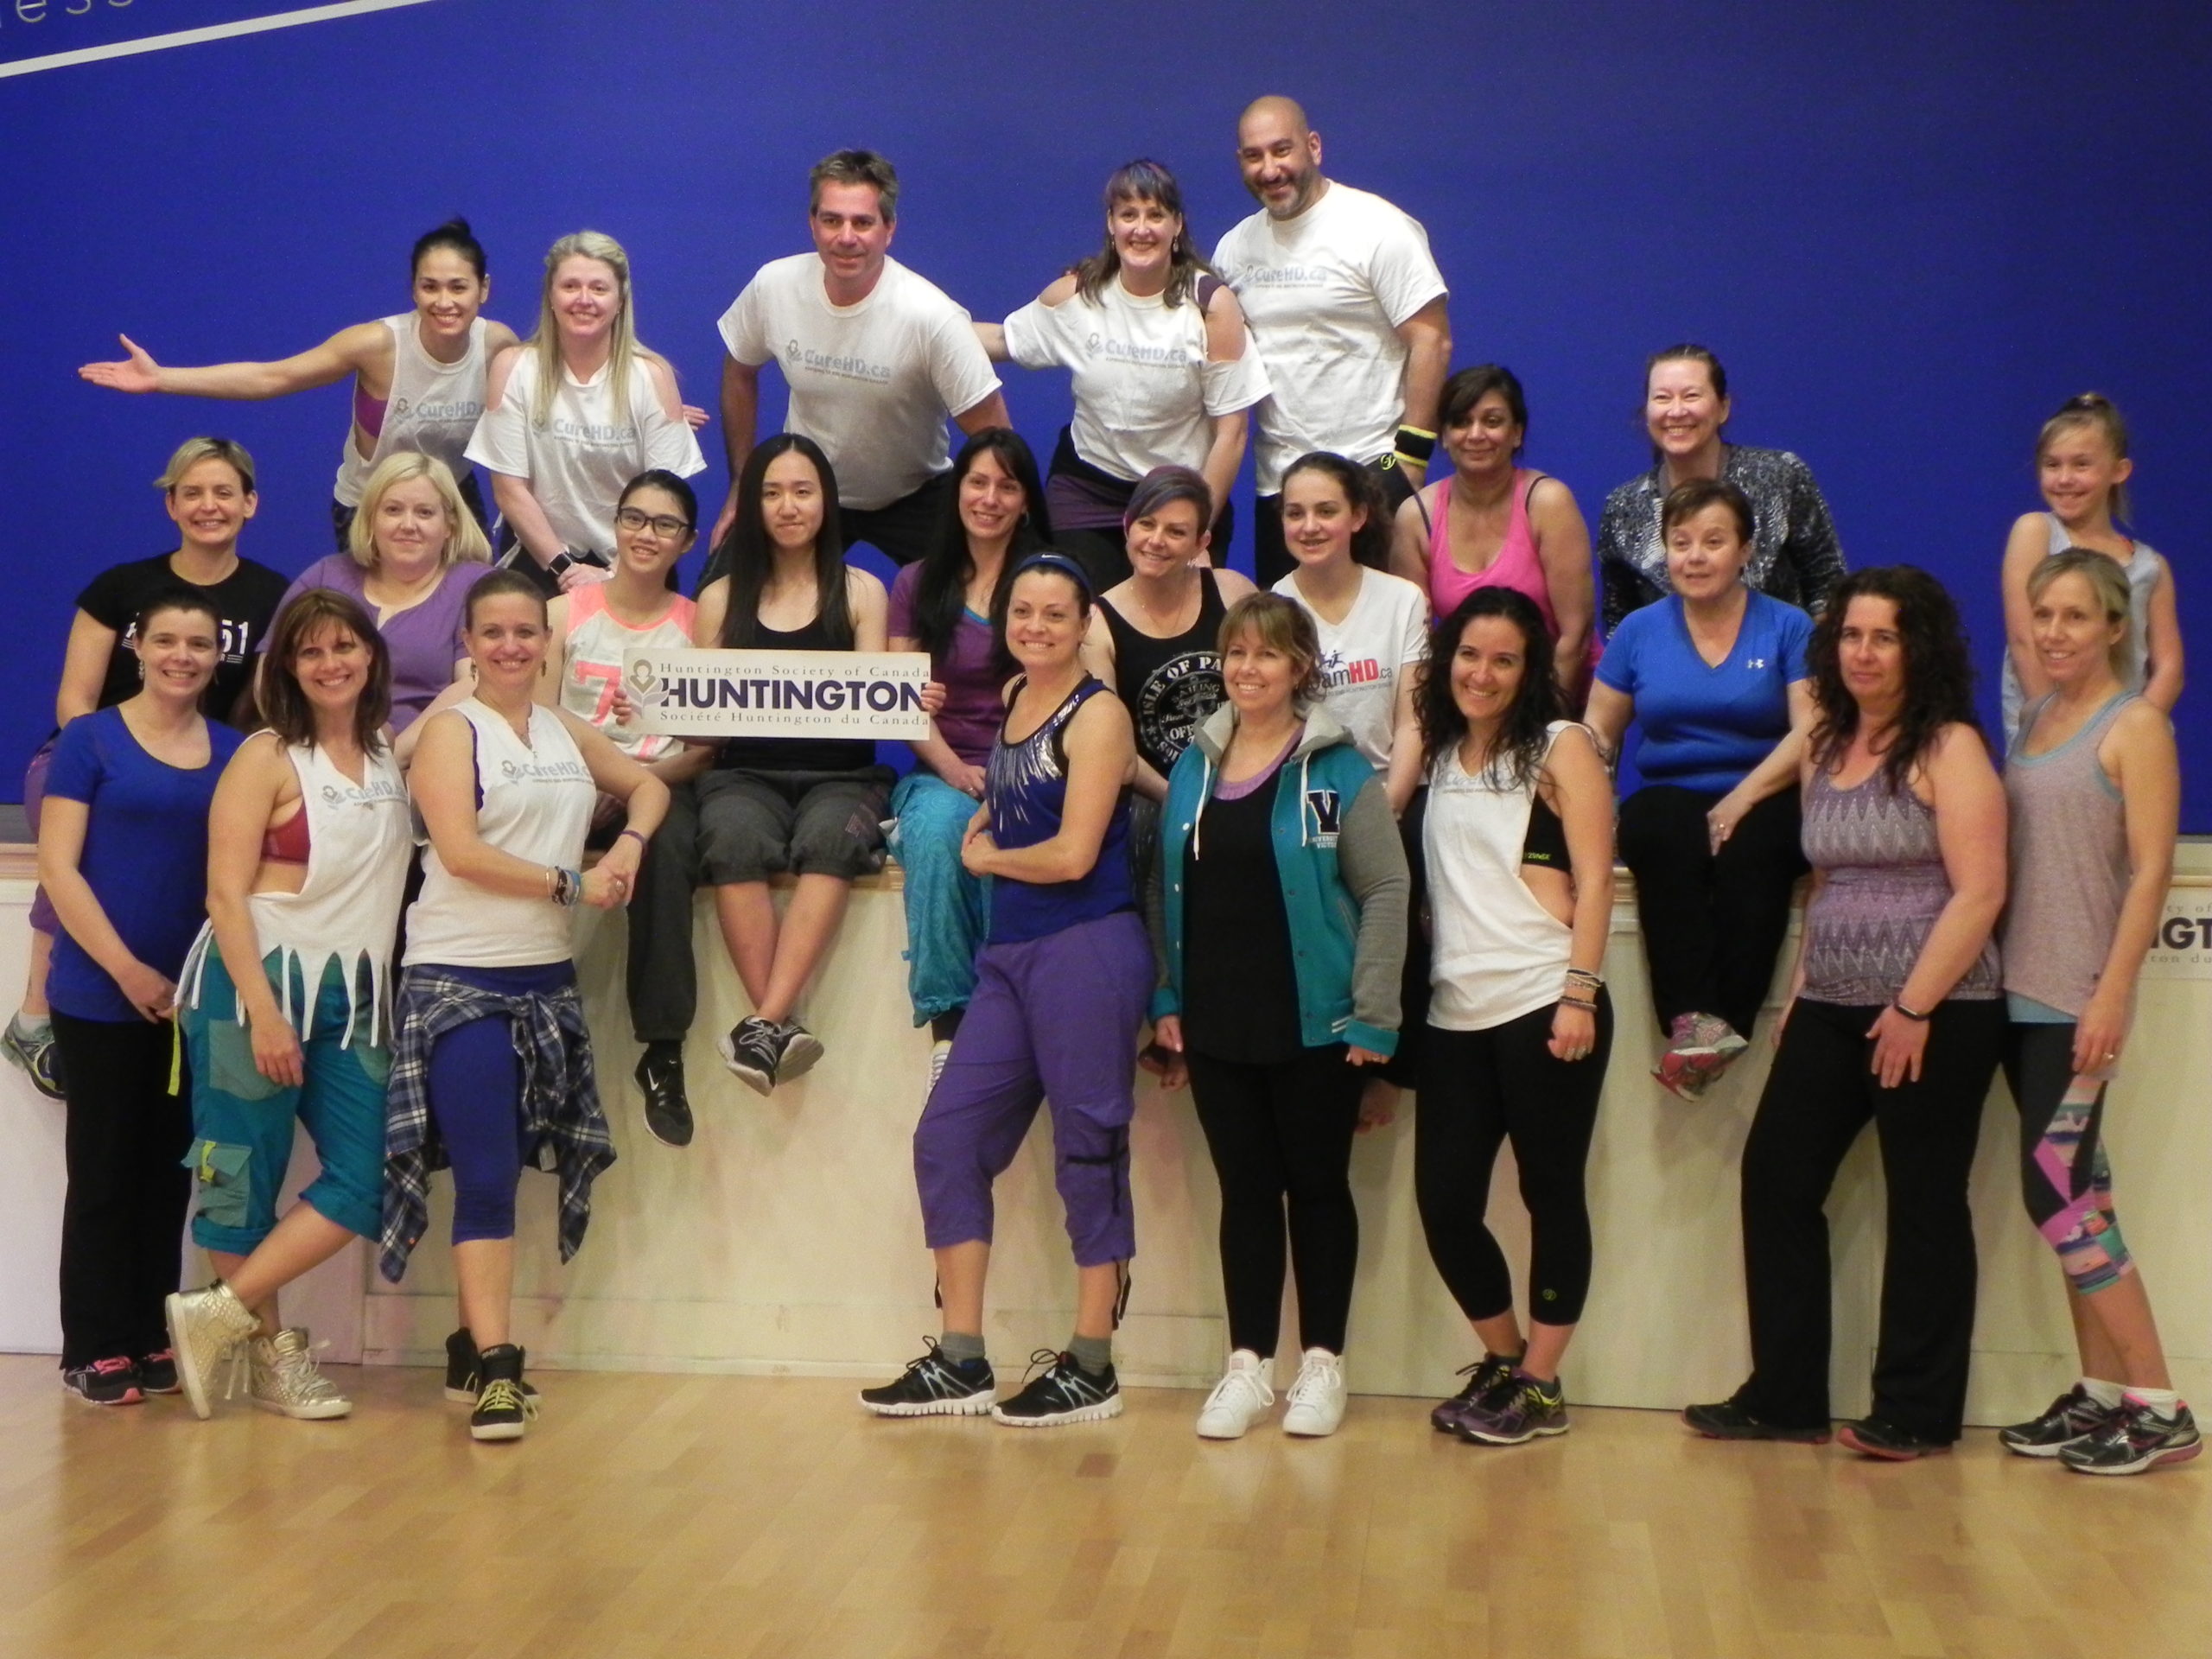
[[615, 506, 692, 540]]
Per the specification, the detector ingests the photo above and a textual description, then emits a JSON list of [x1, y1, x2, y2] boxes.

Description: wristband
[[1559, 995, 1599, 1013], [618, 828, 650, 852], [547, 551, 575, 579], [1395, 424, 1438, 463], [1891, 1000, 1931, 1023]]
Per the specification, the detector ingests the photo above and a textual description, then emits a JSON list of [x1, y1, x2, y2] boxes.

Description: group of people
[[20, 98, 2191, 1474]]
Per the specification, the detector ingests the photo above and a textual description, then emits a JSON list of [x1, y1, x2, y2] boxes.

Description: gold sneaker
[[235, 1327, 353, 1421], [164, 1281, 261, 1421]]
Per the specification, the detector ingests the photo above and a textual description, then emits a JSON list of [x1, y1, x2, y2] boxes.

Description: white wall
[[8, 849, 2208, 1422]]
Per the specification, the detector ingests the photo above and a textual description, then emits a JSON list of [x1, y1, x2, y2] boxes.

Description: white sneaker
[[1195, 1350, 1276, 1440], [1281, 1348, 1348, 1437]]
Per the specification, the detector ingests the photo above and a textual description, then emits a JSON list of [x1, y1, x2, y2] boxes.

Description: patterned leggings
[[2005, 1022, 2133, 1294]]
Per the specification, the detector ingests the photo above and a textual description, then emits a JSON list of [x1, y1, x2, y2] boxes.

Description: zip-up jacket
[[1148, 702, 1408, 1054]]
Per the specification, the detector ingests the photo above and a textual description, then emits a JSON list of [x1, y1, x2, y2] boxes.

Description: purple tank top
[[1800, 765, 2000, 1006], [985, 676, 1134, 944]]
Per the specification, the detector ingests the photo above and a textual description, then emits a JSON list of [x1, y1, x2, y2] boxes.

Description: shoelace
[[476, 1378, 539, 1421], [1287, 1357, 1340, 1408], [1205, 1366, 1274, 1414]]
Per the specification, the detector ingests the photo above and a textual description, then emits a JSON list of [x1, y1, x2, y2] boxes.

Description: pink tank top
[[1426, 469, 1560, 632]]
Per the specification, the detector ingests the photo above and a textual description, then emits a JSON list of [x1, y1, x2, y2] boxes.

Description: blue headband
[[1010, 551, 1093, 596]]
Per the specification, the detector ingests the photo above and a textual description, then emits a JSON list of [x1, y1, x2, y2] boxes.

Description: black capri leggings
[[1414, 993, 1613, 1328], [1185, 1044, 1367, 1357]]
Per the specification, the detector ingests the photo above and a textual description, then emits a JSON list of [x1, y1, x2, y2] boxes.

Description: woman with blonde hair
[[257, 452, 493, 749], [465, 231, 706, 594]]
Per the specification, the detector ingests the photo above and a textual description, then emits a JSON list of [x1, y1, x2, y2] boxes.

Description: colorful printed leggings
[[2005, 1021, 2133, 1294]]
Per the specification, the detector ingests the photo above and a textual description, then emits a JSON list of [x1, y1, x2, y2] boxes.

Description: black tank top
[[1101, 568, 1230, 776], [715, 612, 878, 774]]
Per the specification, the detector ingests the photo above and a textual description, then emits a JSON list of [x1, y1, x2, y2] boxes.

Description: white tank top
[[333, 315, 490, 507], [404, 699, 595, 969], [558, 583, 695, 761], [1424, 721, 1579, 1031], [181, 736, 414, 1046]]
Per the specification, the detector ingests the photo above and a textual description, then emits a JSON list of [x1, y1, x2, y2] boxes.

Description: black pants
[[1252, 457, 1414, 588], [1736, 997, 2004, 1441], [51, 1014, 194, 1369], [841, 473, 953, 569], [588, 780, 702, 1044], [1185, 1045, 1366, 1356], [1414, 996, 1613, 1328], [1617, 784, 1806, 1038], [1379, 790, 1428, 1088]]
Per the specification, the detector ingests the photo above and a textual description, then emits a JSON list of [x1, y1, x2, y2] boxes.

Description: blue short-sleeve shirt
[[1595, 590, 1811, 794]]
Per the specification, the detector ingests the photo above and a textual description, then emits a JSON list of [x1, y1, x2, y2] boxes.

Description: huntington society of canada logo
[[2144, 888, 2212, 980]]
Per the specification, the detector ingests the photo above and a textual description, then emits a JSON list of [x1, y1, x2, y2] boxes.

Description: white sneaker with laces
[[1281, 1348, 1348, 1437], [1195, 1349, 1276, 1440]]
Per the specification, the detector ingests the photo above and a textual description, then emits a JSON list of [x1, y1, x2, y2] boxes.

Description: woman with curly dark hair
[[1412, 587, 1616, 1448], [1686, 566, 2007, 1460]]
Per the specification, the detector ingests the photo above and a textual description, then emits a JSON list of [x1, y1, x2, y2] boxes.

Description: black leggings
[[1736, 997, 2004, 1440], [1414, 995, 1613, 1328], [1617, 784, 1807, 1038], [1185, 1045, 1366, 1356], [51, 1014, 194, 1369], [2004, 1022, 2132, 1294]]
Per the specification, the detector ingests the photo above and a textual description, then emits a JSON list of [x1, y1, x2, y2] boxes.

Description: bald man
[[1214, 97, 1452, 586]]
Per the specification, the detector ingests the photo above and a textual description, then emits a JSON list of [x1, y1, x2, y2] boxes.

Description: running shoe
[[776, 1020, 824, 1083], [859, 1338, 996, 1417], [635, 1042, 693, 1147], [717, 1016, 785, 1096], [993, 1350, 1122, 1427], [1999, 1384, 2119, 1458], [61, 1357, 142, 1407], [1682, 1396, 1832, 1443], [1836, 1416, 1951, 1460], [2, 1013, 65, 1101], [137, 1349, 181, 1395], [1455, 1371, 1569, 1445], [1430, 1352, 1520, 1434], [2060, 1401, 2202, 1476]]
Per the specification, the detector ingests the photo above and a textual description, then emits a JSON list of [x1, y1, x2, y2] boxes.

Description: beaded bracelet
[[1559, 995, 1599, 1014]]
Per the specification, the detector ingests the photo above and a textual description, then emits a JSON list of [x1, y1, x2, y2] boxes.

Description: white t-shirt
[[717, 254, 1001, 512], [1212, 183, 1448, 493], [1003, 278, 1268, 483], [465, 352, 705, 556], [558, 583, 696, 761], [1271, 566, 1430, 770]]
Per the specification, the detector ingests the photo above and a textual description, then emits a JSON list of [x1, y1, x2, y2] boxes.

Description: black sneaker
[[469, 1344, 537, 1442], [61, 1357, 143, 1407], [717, 1016, 784, 1096], [1836, 1416, 1951, 1460], [2059, 1401, 2202, 1476], [1999, 1384, 2120, 1458], [444, 1327, 540, 1407], [1430, 1351, 1520, 1433], [992, 1349, 1122, 1427], [858, 1338, 996, 1417], [137, 1349, 181, 1395], [3, 1013, 66, 1101], [776, 1020, 824, 1082], [635, 1042, 693, 1147], [1683, 1397, 1833, 1444]]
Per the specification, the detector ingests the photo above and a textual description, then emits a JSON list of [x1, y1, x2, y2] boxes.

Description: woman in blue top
[[1586, 479, 1815, 1098], [861, 554, 1151, 1428], [38, 590, 245, 1406], [1149, 592, 1408, 1441]]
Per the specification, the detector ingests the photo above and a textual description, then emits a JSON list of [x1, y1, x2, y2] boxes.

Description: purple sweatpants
[[913, 910, 1152, 1268]]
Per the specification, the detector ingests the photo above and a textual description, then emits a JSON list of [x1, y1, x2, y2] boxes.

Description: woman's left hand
[[1346, 1045, 1389, 1067], [2072, 987, 2131, 1077], [919, 680, 948, 717], [1865, 1004, 1930, 1089], [959, 826, 1000, 877], [1548, 1001, 1597, 1062], [556, 561, 613, 594], [681, 404, 712, 431]]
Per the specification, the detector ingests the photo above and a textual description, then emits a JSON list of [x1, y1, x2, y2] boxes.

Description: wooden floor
[[2, 1356, 2205, 1659]]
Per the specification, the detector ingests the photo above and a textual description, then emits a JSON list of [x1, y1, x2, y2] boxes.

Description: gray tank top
[[1999, 691, 2135, 1017], [1800, 764, 2001, 1006], [1999, 515, 2164, 741]]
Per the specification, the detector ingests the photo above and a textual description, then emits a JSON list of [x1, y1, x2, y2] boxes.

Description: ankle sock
[[2081, 1376, 2126, 1409], [1068, 1334, 1113, 1376], [2124, 1386, 2182, 1419], [12, 1012, 52, 1040], [939, 1331, 986, 1367]]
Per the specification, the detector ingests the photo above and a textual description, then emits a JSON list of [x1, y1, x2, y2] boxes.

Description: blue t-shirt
[[42, 706, 242, 1023], [1595, 590, 1811, 794]]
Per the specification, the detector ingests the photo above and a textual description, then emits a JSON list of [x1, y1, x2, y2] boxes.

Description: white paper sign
[[622, 648, 932, 741], [2142, 889, 2212, 981]]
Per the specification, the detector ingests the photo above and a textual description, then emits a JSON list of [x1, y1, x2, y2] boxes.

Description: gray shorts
[[696, 766, 894, 885]]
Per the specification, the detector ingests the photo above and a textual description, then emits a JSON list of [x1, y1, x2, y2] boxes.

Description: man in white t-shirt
[[1213, 97, 1452, 587], [711, 149, 1011, 567]]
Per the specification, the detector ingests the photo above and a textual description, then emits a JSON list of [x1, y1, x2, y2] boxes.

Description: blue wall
[[6, 0, 2208, 823]]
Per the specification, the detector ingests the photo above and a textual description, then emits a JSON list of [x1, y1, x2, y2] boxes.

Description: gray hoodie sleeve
[[1335, 772, 1410, 1038]]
